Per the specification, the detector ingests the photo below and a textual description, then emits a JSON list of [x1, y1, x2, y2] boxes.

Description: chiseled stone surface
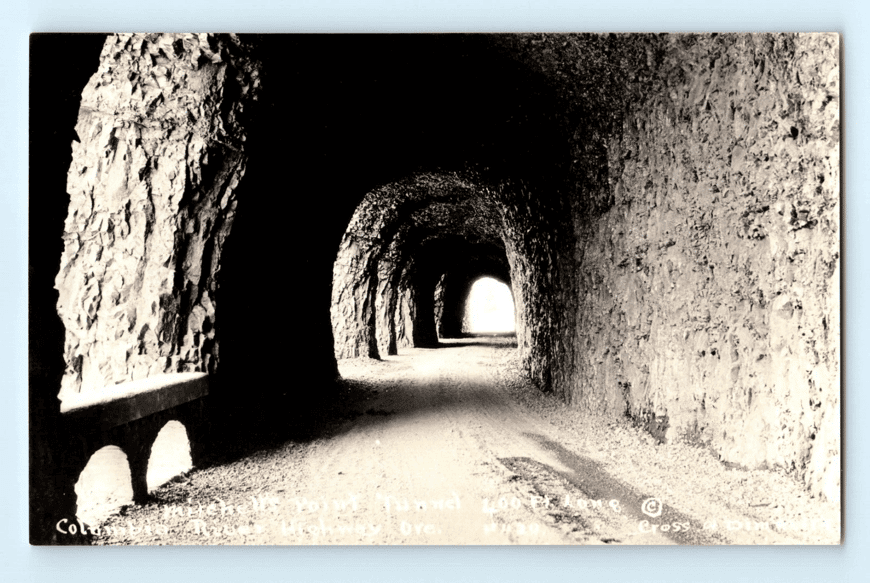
[[56, 33, 260, 400], [564, 34, 840, 501], [61, 372, 208, 430], [331, 172, 503, 358]]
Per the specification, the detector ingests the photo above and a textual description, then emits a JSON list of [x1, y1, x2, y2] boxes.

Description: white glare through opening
[[463, 277, 515, 334]]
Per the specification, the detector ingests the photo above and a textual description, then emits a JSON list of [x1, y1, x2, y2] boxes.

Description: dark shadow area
[[198, 388, 352, 469], [28, 33, 111, 544], [270, 342, 523, 437], [201, 332, 524, 466]]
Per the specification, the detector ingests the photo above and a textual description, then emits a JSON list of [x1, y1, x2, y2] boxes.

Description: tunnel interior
[[330, 170, 527, 360], [216, 34, 575, 414], [30, 33, 841, 543]]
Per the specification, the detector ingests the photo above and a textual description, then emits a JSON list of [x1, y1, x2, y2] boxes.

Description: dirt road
[[279, 338, 682, 545], [91, 338, 839, 545]]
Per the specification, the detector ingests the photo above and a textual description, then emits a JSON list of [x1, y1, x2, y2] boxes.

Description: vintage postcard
[[29, 32, 840, 545]]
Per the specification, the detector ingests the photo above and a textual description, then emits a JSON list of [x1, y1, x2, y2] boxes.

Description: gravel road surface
[[91, 337, 839, 545]]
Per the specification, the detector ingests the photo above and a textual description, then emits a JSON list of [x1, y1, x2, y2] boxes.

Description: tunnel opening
[[462, 277, 516, 335], [74, 446, 134, 528], [146, 421, 193, 492]]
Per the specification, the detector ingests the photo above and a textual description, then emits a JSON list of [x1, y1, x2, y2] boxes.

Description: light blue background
[[4, 1, 867, 581]]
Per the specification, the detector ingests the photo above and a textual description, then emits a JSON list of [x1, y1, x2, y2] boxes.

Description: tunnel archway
[[146, 421, 193, 492], [329, 171, 514, 358], [462, 277, 516, 335], [328, 170, 567, 376], [74, 446, 134, 528], [211, 33, 575, 420]]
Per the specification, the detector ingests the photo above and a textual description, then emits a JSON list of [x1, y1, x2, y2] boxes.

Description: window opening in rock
[[146, 420, 193, 492], [74, 445, 134, 527], [462, 277, 515, 334]]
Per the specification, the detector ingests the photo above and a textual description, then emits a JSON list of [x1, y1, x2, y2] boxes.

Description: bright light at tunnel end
[[463, 277, 515, 334]]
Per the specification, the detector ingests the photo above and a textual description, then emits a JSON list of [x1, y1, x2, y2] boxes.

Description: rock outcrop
[[507, 33, 839, 501], [55, 33, 261, 401]]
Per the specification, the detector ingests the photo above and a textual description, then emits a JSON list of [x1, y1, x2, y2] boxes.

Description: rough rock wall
[[331, 239, 380, 359], [331, 178, 424, 359], [409, 268, 440, 348], [443, 272, 468, 338], [395, 287, 416, 349], [55, 33, 260, 400], [375, 257, 399, 356], [434, 275, 446, 337], [497, 180, 576, 395], [570, 34, 839, 500]]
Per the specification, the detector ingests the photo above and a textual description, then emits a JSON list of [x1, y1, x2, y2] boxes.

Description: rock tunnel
[[29, 32, 840, 543]]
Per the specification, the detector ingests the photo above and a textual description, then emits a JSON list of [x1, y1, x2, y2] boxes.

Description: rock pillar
[[55, 33, 261, 401]]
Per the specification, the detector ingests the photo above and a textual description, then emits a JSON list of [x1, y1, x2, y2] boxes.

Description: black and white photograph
[[29, 32, 840, 546]]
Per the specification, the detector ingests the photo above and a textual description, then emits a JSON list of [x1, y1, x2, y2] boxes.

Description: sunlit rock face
[[55, 33, 261, 400], [556, 34, 839, 501]]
